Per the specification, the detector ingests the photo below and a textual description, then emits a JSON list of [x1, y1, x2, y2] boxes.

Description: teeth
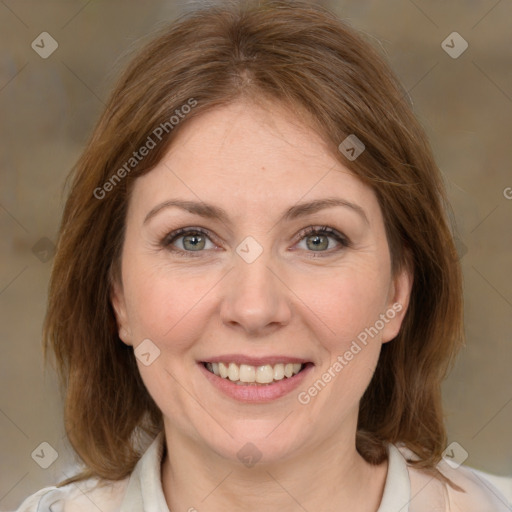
[[218, 362, 228, 378], [273, 363, 285, 380], [227, 362, 239, 381], [205, 361, 304, 383], [255, 364, 274, 383], [239, 364, 256, 382]]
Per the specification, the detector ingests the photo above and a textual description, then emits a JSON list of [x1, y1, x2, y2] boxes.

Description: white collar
[[378, 443, 411, 511], [119, 431, 411, 511], [119, 431, 169, 511]]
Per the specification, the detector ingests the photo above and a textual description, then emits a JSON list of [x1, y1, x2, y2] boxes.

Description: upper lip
[[200, 354, 313, 366]]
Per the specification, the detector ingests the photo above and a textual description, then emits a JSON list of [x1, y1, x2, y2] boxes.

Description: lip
[[198, 361, 314, 403], [200, 354, 312, 366]]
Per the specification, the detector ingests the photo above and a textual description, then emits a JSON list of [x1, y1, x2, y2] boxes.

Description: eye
[[294, 225, 350, 255], [161, 227, 217, 256], [160, 225, 350, 258]]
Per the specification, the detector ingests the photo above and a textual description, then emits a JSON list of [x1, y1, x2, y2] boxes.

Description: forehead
[[164, 99, 335, 178], [129, 99, 380, 223]]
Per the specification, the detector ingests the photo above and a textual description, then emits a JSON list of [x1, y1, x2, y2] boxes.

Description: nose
[[219, 246, 292, 337]]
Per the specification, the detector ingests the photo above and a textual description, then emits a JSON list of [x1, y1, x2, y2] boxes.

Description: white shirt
[[14, 431, 511, 511]]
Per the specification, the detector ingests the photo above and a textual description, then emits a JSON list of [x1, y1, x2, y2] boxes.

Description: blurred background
[[1, 0, 511, 509]]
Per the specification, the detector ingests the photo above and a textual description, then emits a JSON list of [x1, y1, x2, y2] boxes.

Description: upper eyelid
[[163, 227, 220, 246]]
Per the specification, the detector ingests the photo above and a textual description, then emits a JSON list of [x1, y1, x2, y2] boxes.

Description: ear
[[110, 277, 133, 346], [381, 262, 414, 344]]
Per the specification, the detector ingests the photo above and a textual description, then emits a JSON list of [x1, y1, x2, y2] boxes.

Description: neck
[[161, 424, 388, 512]]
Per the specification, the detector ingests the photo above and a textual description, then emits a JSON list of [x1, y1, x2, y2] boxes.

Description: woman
[[15, 0, 510, 510]]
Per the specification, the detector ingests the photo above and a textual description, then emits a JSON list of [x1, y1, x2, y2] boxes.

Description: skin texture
[[111, 99, 413, 512]]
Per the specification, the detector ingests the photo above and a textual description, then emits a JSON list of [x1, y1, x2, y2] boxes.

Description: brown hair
[[43, 0, 464, 489]]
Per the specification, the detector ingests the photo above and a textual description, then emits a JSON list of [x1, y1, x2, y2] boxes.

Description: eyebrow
[[143, 197, 369, 226]]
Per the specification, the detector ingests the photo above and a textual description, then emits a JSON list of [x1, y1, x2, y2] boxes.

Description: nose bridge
[[220, 237, 291, 334]]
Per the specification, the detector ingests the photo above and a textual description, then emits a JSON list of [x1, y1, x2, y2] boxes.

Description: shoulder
[[438, 462, 511, 512], [15, 430, 168, 512], [14, 476, 129, 512], [395, 445, 511, 512]]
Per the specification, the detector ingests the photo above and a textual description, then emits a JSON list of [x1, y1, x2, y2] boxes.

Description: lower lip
[[198, 362, 314, 403]]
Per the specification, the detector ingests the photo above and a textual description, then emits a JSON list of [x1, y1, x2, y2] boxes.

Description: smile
[[199, 356, 314, 402], [203, 361, 308, 385]]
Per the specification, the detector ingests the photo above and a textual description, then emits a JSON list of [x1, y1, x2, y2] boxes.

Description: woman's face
[[111, 99, 412, 465]]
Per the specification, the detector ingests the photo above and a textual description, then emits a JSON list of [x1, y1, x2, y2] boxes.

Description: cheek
[[297, 263, 391, 346], [122, 256, 216, 351]]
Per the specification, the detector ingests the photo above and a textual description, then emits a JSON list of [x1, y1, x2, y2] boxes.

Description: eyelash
[[159, 225, 351, 258]]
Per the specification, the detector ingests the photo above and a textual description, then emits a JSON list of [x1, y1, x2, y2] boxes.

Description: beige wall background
[[1, 0, 511, 509]]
